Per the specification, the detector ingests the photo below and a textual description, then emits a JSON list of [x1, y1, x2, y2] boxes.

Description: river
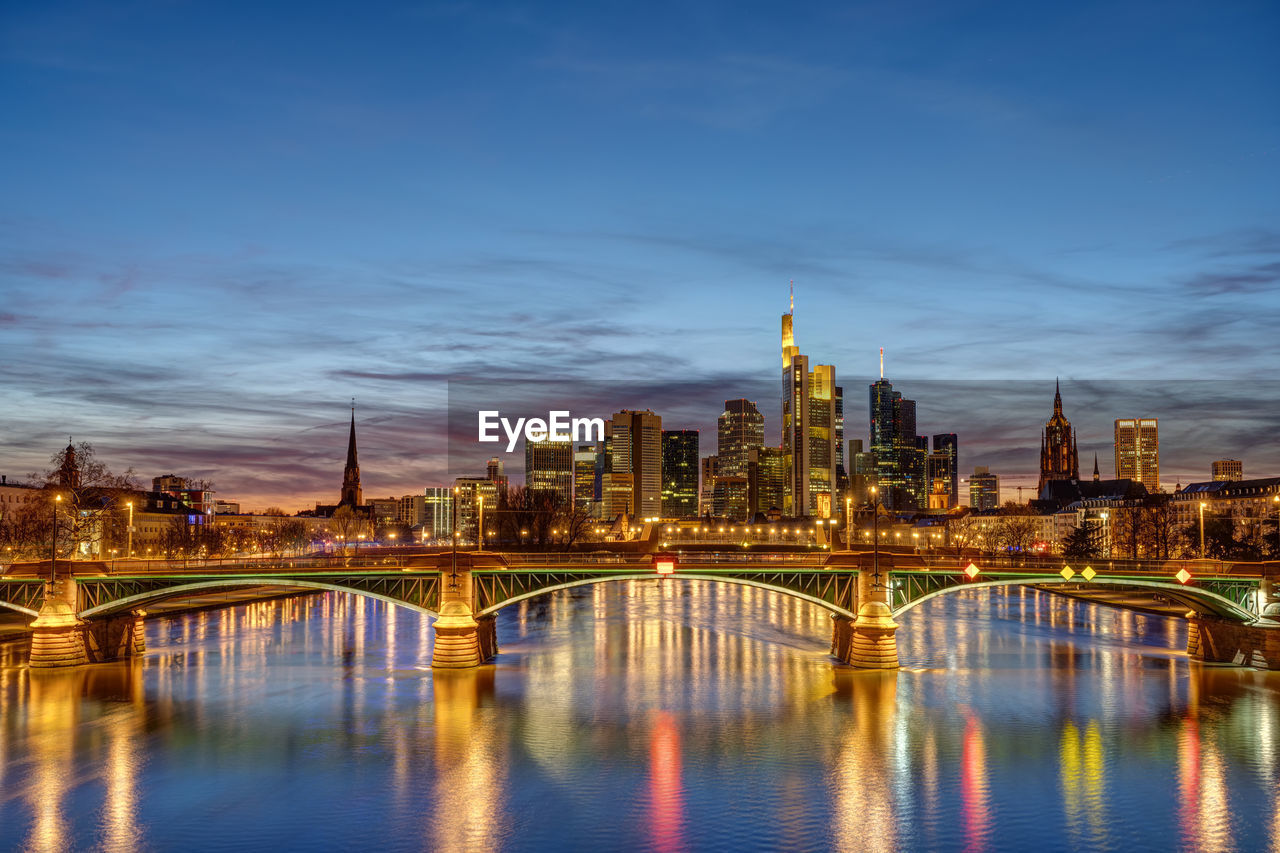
[[1, 580, 1278, 852]]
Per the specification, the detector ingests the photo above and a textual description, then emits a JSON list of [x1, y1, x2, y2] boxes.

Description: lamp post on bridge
[[50, 492, 62, 585], [869, 485, 881, 591], [845, 496, 852, 552], [1199, 502, 1207, 559]]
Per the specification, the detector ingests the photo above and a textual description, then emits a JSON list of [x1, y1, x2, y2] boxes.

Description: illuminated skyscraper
[[1038, 380, 1079, 493], [423, 487, 452, 541], [608, 410, 663, 519], [868, 366, 926, 510], [717, 399, 764, 478], [781, 291, 837, 517], [928, 433, 959, 509], [969, 467, 999, 511], [574, 444, 600, 511], [700, 455, 719, 517], [525, 440, 573, 503], [661, 430, 699, 518], [748, 446, 786, 518], [1114, 418, 1158, 492]]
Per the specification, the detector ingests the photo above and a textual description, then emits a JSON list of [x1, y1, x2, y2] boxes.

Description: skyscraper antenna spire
[[879, 347, 884, 380], [789, 279, 794, 316]]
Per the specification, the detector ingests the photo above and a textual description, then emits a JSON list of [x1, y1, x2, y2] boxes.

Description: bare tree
[[33, 442, 139, 562]]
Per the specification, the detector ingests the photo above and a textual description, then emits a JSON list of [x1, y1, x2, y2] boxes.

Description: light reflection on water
[[0, 581, 1278, 851]]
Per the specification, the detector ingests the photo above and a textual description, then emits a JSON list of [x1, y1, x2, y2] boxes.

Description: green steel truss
[[0, 579, 47, 615], [74, 571, 441, 616], [471, 568, 861, 616], [888, 569, 1261, 620], [2, 563, 1258, 623]]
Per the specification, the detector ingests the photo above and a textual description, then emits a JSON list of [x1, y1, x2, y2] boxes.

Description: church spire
[[1093, 453, 1100, 481], [346, 400, 358, 470], [340, 400, 362, 507], [1053, 377, 1063, 416]]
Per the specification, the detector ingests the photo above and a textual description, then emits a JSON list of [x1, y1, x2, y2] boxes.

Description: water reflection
[[430, 668, 507, 852], [17, 664, 146, 852], [831, 671, 900, 853], [647, 711, 686, 853], [0, 584, 1278, 852]]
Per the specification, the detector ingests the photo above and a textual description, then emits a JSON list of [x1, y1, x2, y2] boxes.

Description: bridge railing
[[911, 553, 1261, 578], [503, 551, 828, 566]]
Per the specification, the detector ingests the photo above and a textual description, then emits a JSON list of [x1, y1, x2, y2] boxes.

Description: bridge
[[3, 550, 1277, 670]]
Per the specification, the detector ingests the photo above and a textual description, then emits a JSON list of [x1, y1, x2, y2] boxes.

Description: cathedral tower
[[1038, 380, 1079, 493]]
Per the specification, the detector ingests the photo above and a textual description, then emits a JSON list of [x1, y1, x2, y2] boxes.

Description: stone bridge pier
[[830, 554, 899, 670], [28, 578, 146, 668], [431, 553, 501, 669]]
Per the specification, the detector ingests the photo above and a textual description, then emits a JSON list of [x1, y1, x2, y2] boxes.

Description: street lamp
[[1199, 502, 1207, 558], [50, 493, 62, 584], [126, 500, 134, 559], [869, 485, 881, 590], [477, 494, 484, 553], [1273, 495, 1279, 556], [845, 496, 852, 552]]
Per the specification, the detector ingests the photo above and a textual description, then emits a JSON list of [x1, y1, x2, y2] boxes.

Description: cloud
[[1181, 260, 1280, 296]]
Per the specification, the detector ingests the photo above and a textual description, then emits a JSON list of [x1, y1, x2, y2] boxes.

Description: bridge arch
[[78, 578, 439, 620], [475, 572, 857, 619], [892, 576, 1256, 622]]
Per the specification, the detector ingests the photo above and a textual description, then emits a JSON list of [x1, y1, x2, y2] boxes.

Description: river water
[[1, 581, 1278, 852]]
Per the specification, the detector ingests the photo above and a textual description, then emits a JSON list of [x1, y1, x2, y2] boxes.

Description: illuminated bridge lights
[[1081, 566, 1096, 581], [1176, 568, 1192, 585], [1060, 566, 1076, 581], [964, 563, 980, 580], [652, 554, 677, 575]]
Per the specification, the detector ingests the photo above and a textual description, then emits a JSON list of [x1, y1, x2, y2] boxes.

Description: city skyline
[[3, 1, 1278, 510]]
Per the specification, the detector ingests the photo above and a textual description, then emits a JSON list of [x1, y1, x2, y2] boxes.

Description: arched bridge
[[3, 551, 1275, 670]]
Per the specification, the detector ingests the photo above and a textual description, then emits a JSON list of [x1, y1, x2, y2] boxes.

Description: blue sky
[[2, 0, 1277, 509]]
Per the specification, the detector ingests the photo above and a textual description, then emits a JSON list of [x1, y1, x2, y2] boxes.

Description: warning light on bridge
[[1060, 566, 1076, 580], [653, 553, 677, 575], [1081, 566, 1096, 581], [1176, 568, 1192, 584], [964, 562, 980, 579]]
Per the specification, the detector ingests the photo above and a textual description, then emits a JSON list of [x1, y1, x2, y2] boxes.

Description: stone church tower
[[339, 404, 362, 507], [1038, 380, 1079, 493]]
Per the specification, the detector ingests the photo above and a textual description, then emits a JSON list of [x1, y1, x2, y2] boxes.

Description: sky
[[1, 0, 1278, 511]]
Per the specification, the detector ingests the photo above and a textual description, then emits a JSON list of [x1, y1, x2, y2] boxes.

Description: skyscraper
[[868, 370, 926, 510], [525, 440, 573, 502], [717, 399, 764, 478], [1114, 418, 1159, 492], [700, 455, 719, 517], [574, 443, 600, 511], [781, 294, 837, 518], [423, 487, 452, 541], [1038, 380, 1079, 493], [969, 466, 999, 511], [608, 410, 663, 519], [747, 446, 786, 518], [929, 433, 959, 509], [486, 457, 508, 492], [661, 430, 699, 518]]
